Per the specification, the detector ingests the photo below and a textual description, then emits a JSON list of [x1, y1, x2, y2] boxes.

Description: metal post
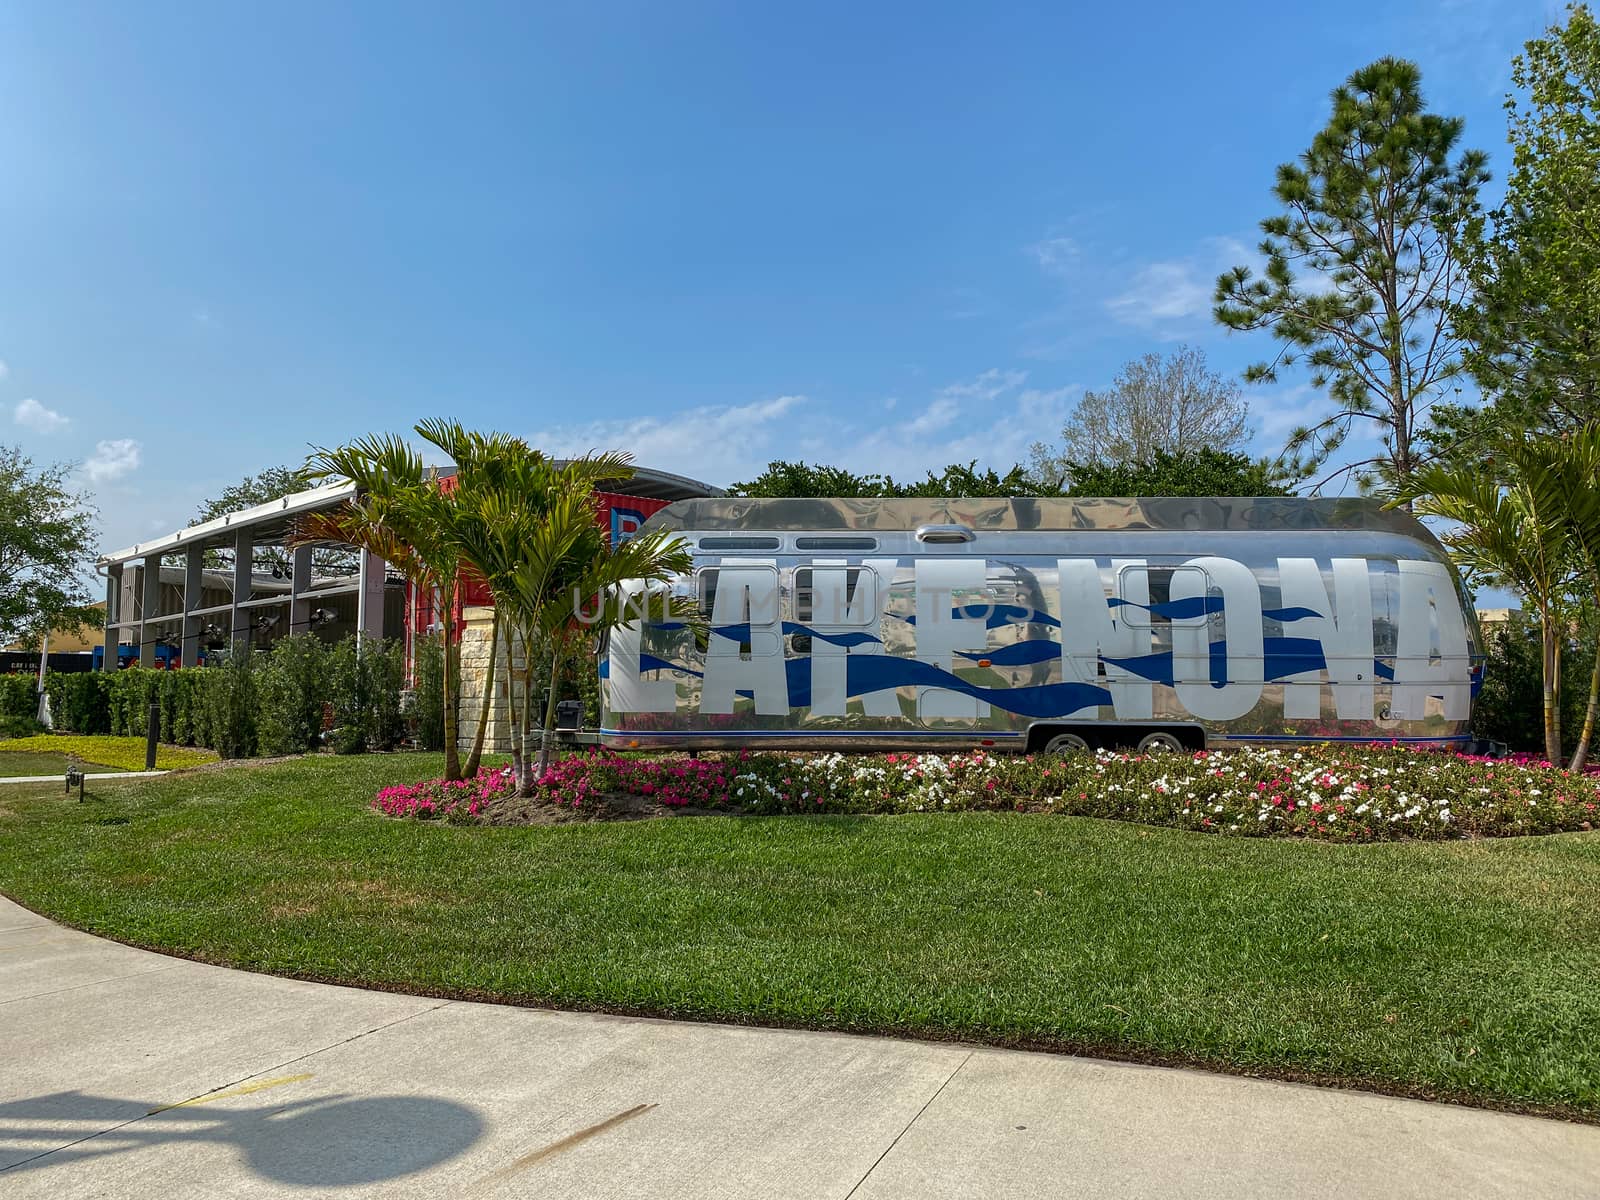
[[35, 631, 50, 727], [181, 547, 203, 667], [356, 548, 386, 646], [231, 529, 252, 652], [145, 701, 159, 771], [102, 565, 122, 671], [289, 543, 313, 635], [138, 553, 160, 668]]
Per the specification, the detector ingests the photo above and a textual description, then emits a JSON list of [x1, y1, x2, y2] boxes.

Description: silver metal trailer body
[[599, 497, 1483, 752]]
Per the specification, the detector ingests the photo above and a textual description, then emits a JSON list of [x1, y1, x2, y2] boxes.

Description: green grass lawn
[[0, 751, 122, 778], [1, 752, 1598, 1120], [0, 735, 219, 773]]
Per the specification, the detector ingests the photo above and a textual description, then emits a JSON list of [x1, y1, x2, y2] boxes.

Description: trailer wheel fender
[[1136, 731, 1186, 755], [1041, 732, 1093, 755]]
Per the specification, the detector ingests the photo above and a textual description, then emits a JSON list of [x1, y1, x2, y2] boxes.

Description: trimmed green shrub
[[411, 634, 446, 752], [197, 654, 258, 759], [0, 714, 42, 738], [0, 674, 37, 722], [45, 671, 111, 735], [257, 636, 328, 756], [1474, 607, 1599, 756], [326, 636, 407, 754]]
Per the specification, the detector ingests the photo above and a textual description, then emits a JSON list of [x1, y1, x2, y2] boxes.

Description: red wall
[[404, 487, 672, 653]]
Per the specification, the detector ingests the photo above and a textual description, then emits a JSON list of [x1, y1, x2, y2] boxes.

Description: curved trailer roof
[[643, 496, 1437, 539]]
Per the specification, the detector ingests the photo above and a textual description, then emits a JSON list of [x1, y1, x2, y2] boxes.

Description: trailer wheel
[[1136, 731, 1186, 755], [1042, 732, 1092, 755]]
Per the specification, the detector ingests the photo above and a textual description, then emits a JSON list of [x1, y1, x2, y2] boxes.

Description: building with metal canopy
[[95, 466, 722, 672]]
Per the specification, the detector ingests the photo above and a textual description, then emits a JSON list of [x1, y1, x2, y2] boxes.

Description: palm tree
[[416, 421, 692, 791], [1531, 423, 1600, 771], [297, 435, 468, 781], [1397, 433, 1577, 765]]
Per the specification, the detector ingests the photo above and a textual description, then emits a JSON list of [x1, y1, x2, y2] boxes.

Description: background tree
[[1028, 346, 1249, 490], [728, 461, 887, 497], [1215, 58, 1489, 497], [190, 464, 356, 575], [299, 437, 467, 781], [730, 460, 1042, 498], [0, 444, 99, 649], [192, 465, 307, 524], [1455, 4, 1600, 436], [1395, 432, 1579, 765], [422, 426, 691, 791], [1064, 448, 1294, 498]]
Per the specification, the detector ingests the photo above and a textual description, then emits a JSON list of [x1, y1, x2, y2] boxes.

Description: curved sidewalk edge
[[1, 893, 1597, 1199]]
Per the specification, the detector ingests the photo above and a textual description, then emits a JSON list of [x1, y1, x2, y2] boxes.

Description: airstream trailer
[[599, 497, 1483, 754]]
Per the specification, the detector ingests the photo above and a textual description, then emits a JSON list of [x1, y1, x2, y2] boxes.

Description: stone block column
[[456, 606, 522, 753]]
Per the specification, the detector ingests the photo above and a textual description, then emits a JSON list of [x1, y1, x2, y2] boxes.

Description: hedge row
[[37, 634, 446, 759]]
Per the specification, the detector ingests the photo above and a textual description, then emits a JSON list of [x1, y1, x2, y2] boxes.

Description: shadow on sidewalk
[[0, 1088, 485, 1187]]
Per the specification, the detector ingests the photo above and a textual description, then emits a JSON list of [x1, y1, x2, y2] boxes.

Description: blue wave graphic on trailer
[[891, 604, 1061, 630], [631, 633, 1457, 718]]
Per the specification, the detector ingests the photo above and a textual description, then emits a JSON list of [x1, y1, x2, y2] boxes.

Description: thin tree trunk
[[440, 589, 462, 781], [537, 641, 565, 780], [1568, 638, 1600, 774], [1542, 613, 1563, 768], [518, 653, 539, 796], [462, 609, 499, 777], [505, 625, 523, 790]]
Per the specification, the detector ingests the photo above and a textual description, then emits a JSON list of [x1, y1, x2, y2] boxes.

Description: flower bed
[[373, 766, 515, 821], [373, 744, 1600, 841]]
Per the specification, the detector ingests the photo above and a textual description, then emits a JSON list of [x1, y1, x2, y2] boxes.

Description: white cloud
[[529, 395, 805, 487], [841, 370, 1078, 481], [1107, 261, 1213, 326], [939, 367, 1027, 404], [1105, 236, 1260, 335], [0, 358, 8, 381], [528, 372, 1081, 492], [13, 397, 70, 434], [84, 438, 143, 483], [1028, 236, 1080, 277], [904, 396, 959, 437]]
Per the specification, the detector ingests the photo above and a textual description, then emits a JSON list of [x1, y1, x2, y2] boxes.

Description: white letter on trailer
[[914, 558, 988, 719], [606, 580, 677, 713], [700, 561, 790, 715], [1057, 558, 1152, 719], [1391, 558, 1471, 721], [808, 559, 899, 718], [1171, 557, 1263, 721], [1277, 557, 1375, 720]]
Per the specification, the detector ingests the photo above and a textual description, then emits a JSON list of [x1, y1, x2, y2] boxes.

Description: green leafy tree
[[418, 423, 693, 790], [885, 461, 1041, 497], [731, 459, 1042, 498], [191, 465, 355, 575], [1395, 432, 1579, 765], [728, 461, 886, 497], [1215, 58, 1489, 496], [300, 436, 467, 780], [192, 466, 306, 524], [1064, 448, 1294, 498], [1029, 347, 1250, 491], [1456, 4, 1600, 435], [1536, 422, 1600, 771], [0, 444, 99, 648]]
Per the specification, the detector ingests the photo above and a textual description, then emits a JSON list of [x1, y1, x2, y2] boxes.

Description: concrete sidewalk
[[1, 895, 1596, 1199]]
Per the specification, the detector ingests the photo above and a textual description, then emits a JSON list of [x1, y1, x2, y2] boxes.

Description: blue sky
[[0, 0, 1562, 556]]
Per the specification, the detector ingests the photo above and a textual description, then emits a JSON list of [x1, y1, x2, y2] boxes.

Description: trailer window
[[794, 567, 877, 626], [695, 567, 780, 624], [1114, 564, 1210, 628], [795, 536, 878, 551], [698, 536, 781, 551]]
